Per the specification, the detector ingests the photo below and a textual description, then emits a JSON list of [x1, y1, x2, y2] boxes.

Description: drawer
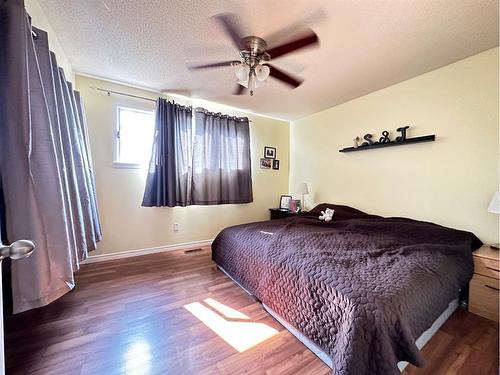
[[469, 273, 499, 322], [474, 256, 500, 280]]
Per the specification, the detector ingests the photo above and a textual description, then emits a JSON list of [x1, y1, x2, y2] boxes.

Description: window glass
[[116, 107, 154, 166]]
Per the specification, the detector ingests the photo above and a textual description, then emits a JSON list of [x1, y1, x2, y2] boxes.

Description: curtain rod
[[90, 86, 252, 122], [91, 87, 157, 102]]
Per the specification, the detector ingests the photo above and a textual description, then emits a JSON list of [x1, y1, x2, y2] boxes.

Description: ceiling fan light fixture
[[237, 69, 265, 95], [255, 64, 270, 82]]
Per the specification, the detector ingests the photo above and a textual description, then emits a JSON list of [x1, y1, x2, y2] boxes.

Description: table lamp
[[487, 191, 499, 249], [297, 182, 309, 210]]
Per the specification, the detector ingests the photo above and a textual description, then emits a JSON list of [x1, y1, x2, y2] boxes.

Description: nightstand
[[469, 245, 499, 322], [269, 208, 297, 220]]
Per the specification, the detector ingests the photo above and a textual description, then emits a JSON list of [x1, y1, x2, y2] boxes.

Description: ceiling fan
[[188, 13, 319, 96]]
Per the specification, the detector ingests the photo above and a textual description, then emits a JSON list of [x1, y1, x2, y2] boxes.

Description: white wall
[[290, 48, 499, 244], [25, 0, 73, 80], [76, 75, 290, 255]]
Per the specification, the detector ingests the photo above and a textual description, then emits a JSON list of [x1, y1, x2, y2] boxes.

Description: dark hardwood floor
[[4, 247, 499, 375]]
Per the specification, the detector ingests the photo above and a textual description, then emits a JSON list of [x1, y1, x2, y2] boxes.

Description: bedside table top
[[269, 208, 297, 215], [473, 245, 499, 261]]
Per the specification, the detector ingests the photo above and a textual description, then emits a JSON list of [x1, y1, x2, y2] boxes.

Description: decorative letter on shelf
[[339, 126, 435, 153]]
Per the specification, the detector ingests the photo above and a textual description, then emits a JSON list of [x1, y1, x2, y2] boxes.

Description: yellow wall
[[78, 48, 498, 255], [76, 75, 290, 255], [290, 48, 499, 244], [25, 0, 73, 81]]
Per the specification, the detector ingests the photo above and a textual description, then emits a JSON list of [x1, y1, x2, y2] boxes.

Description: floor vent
[[184, 248, 203, 254]]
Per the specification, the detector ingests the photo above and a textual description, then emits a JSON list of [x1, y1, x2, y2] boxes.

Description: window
[[114, 107, 155, 167]]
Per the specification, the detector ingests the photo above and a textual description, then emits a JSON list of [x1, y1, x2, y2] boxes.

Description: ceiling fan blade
[[188, 61, 239, 70], [263, 10, 325, 45], [213, 13, 245, 50], [266, 64, 303, 88], [266, 30, 319, 59], [233, 84, 245, 95]]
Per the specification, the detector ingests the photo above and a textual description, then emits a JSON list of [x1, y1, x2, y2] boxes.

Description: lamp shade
[[297, 182, 309, 195], [487, 191, 500, 214]]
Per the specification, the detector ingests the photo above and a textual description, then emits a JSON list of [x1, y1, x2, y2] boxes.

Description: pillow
[[306, 203, 380, 221]]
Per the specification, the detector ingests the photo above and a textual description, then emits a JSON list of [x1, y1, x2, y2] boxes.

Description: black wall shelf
[[339, 135, 435, 153]]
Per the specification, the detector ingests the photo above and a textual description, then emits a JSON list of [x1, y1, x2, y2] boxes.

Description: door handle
[[0, 240, 35, 260]]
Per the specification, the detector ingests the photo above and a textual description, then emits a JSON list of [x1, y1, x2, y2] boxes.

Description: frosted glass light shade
[[237, 78, 249, 88], [488, 191, 500, 214], [297, 182, 309, 195], [255, 65, 270, 81], [235, 64, 250, 82]]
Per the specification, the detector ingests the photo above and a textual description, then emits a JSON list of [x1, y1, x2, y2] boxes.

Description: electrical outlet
[[173, 223, 180, 232]]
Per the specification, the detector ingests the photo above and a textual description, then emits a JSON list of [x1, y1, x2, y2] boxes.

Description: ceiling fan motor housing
[[240, 36, 270, 66]]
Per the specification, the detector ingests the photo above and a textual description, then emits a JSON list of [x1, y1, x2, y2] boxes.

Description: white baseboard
[[82, 239, 213, 264]]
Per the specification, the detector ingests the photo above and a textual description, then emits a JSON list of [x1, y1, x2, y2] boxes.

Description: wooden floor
[[4, 247, 499, 375]]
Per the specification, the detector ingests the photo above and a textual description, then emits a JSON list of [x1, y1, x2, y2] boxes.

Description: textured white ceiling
[[38, 0, 499, 120]]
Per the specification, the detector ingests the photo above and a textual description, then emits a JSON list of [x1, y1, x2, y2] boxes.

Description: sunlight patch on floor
[[124, 340, 152, 375], [203, 298, 250, 320], [184, 299, 278, 352]]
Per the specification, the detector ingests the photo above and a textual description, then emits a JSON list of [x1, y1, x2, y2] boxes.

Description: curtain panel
[[142, 101, 253, 207], [192, 109, 253, 205], [142, 98, 193, 207], [0, 0, 102, 313]]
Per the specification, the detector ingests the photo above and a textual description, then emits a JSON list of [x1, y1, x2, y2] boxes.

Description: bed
[[211, 204, 482, 375]]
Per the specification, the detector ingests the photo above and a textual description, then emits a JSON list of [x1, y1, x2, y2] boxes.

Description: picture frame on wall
[[272, 160, 280, 170], [260, 158, 272, 169], [279, 195, 292, 210], [264, 146, 276, 159]]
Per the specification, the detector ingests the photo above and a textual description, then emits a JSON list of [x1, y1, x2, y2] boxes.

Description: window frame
[[113, 105, 155, 169]]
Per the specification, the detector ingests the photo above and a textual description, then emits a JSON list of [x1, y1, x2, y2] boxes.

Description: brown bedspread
[[211, 204, 482, 374]]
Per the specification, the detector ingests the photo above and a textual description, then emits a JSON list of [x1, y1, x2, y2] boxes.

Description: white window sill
[[112, 161, 147, 169]]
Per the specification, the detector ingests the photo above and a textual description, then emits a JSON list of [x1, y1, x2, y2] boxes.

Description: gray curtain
[[142, 98, 193, 207], [192, 109, 253, 204], [0, 0, 102, 313], [142, 101, 253, 207]]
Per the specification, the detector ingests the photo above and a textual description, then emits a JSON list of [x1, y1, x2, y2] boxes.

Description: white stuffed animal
[[319, 208, 334, 222]]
